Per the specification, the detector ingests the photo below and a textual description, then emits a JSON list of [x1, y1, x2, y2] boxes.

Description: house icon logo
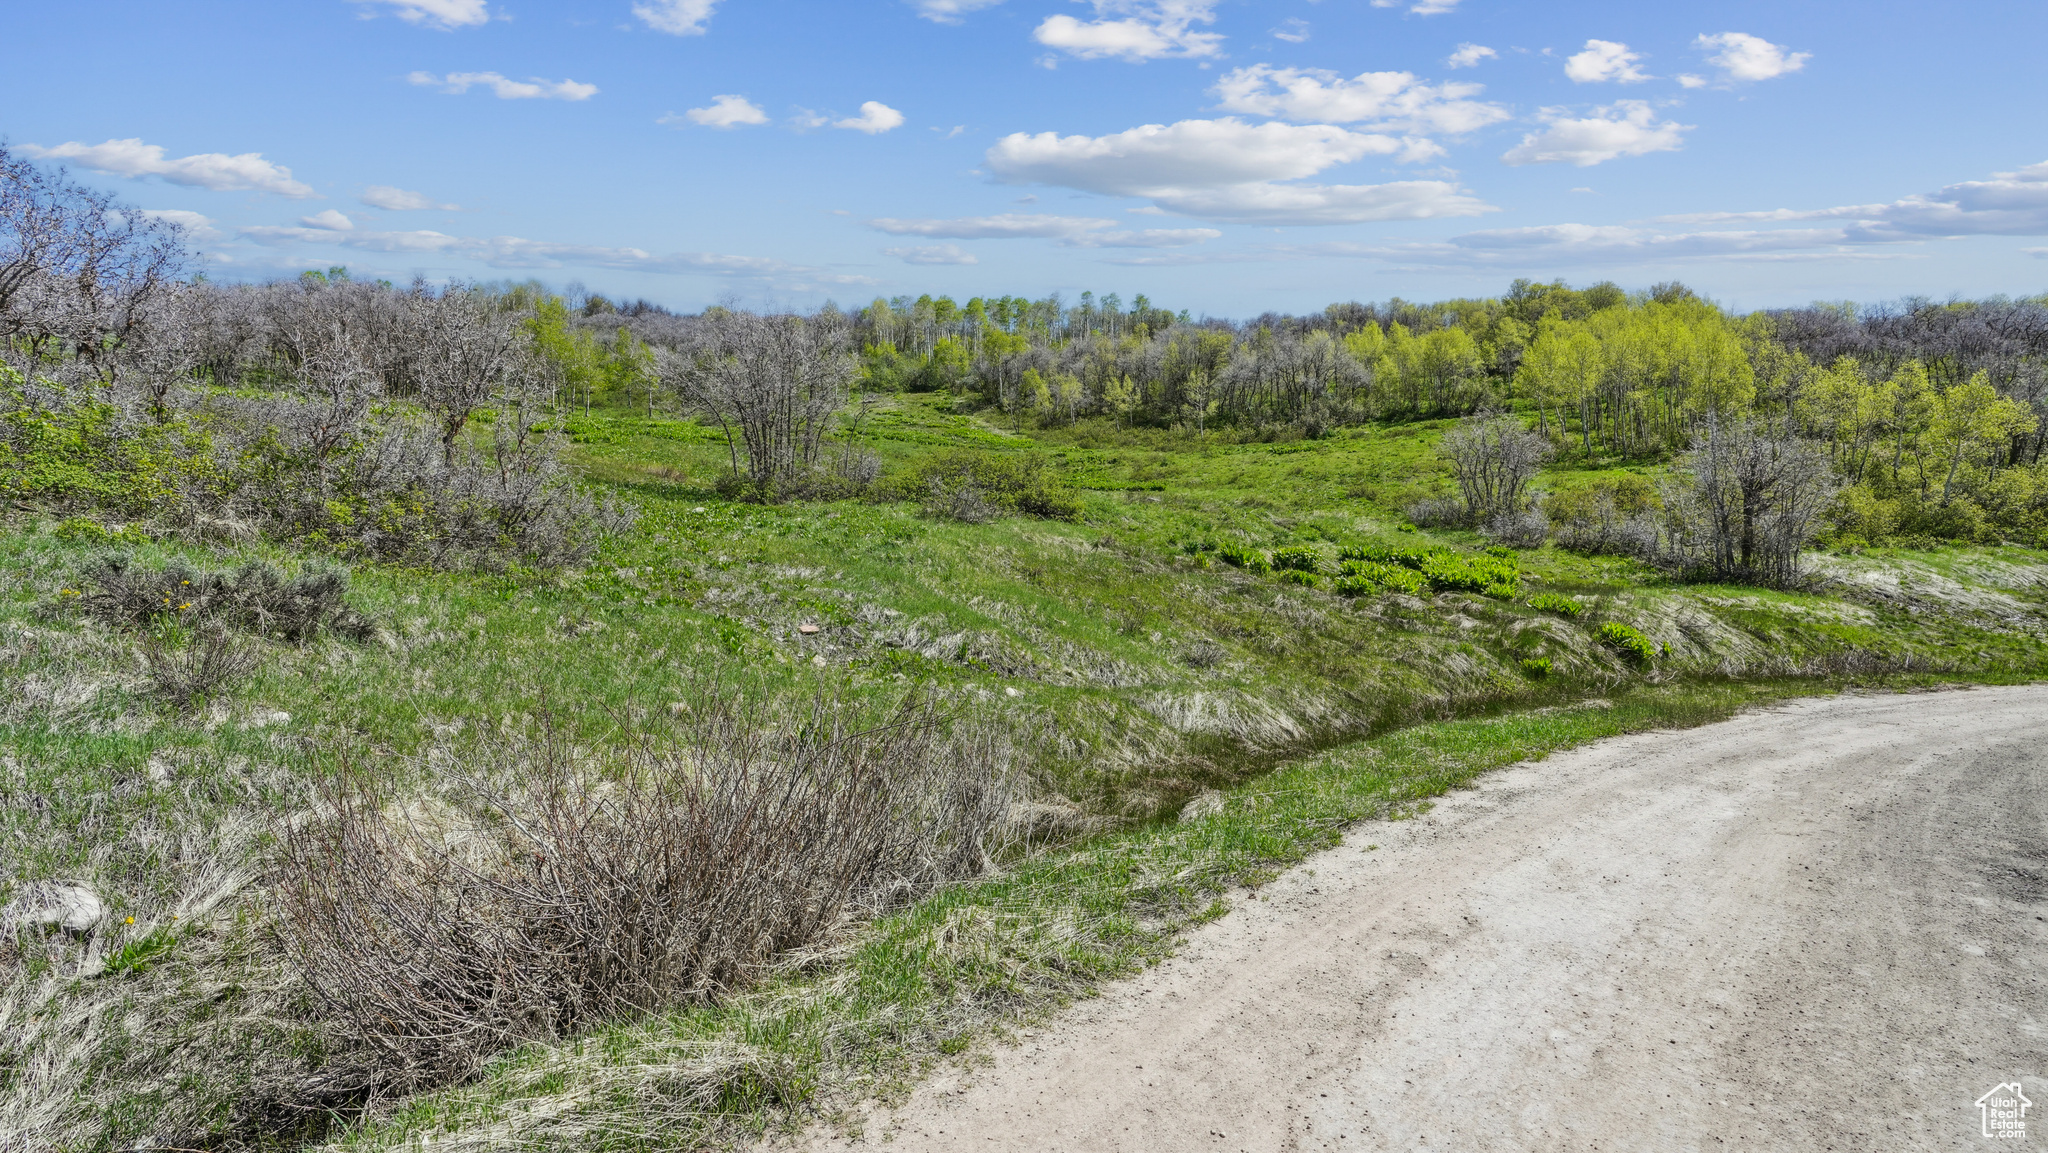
[[1976, 1081, 2031, 1140]]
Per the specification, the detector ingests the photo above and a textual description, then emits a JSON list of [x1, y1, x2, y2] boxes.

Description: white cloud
[[236, 223, 875, 287], [408, 71, 598, 100], [137, 209, 223, 242], [1564, 40, 1650, 84], [1142, 180, 1492, 225], [1330, 224, 1885, 268], [1501, 102, 1689, 167], [1271, 18, 1309, 43], [356, 0, 488, 29], [668, 95, 769, 128], [300, 209, 356, 231], [1696, 32, 1810, 82], [909, 0, 1004, 23], [633, 0, 719, 35], [1676, 74, 1707, 89], [2027, 247, 2048, 259], [836, 102, 906, 134], [1446, 43, 1497, 69], [1034, 0, 1223, 62], [360, 185, 456, 211], [1371, 0, 1461, 13], [1349, 159, 2048, 271], [884, 244, 980, 265], [869, 213, 1120, 238], [986, 117, 1494, 224], [1213, 65, 1510, 135], [1657, 159, 2048, 240], [1059, 227, 1221, 247], [20, 138, 316, 198]]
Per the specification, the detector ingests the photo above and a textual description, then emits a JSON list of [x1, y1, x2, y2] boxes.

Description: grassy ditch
[[324, 675, 2000, 1151]]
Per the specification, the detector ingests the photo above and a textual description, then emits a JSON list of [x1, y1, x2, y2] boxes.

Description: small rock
[[3, 881, 106, 935], [1178, 790, 1227, 822], [798, 623, 821, 635], [1004, 686, 1021, 697], [811, 653, 828, 667]]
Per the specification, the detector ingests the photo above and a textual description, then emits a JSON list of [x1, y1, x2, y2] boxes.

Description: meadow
[[6, 384, 2045, 1151]]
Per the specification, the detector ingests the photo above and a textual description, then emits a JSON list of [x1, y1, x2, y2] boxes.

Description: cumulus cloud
[[1034, 0, 1224, 62], [634, 0, 719, 35], [667, 95, 769, 128], [985, 117, 1494, 224], [408, 71, 598, 100], [1446, 43, 1497, 69], [869, 213, 1120, 238], [20, 138, 316, 198], [884, 244, 980, 264], [1501, 102, 1689, 167], [836, 102, 906, 134], [1371, 0, 1461, 13], [1676, 74, 1708, 89], [909, 0, 1004, 23], [137, 209, 223, 242], [1213, 65, 1510, 135], [2027, 247, 2048, 259], [300, 209, 356, 230], [1695, 32, 1810, 82], [236, 222, 875, 287], [360, 185, 456, 211], [1565, 40, 1650, 84], [1059, 227, 1221, 247], [356, 0, 488, 29]]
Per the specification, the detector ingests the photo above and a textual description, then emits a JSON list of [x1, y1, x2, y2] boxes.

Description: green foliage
[[1526, 592, 1585, 618], [1518, 656, 1552, 677], [98, 930, 177, 978], [0, 388, 219, 514], [1417, 551, 1520, 596], [1598, 621, 1658, 665], [1216, 543, 1272, 573], [1278, 568, 1321, 587], [1333, 559, 1426, 597], [1269, 544, 1328, 574]]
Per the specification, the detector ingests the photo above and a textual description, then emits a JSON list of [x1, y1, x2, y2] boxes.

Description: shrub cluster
[[1333, 559, 1426, 597], [280, 692, 1011, 1095], [77, 555, 376, 644], [1216, 543, 1272, 573]]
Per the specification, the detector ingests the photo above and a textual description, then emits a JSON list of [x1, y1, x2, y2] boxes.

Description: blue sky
[[6, 0, 2045, 315]]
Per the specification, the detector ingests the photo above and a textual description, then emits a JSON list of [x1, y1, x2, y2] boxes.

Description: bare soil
[[801, 686, 2048, 1151]]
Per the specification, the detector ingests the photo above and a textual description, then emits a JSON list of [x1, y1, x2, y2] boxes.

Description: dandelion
[[125, 916, 135, 925]]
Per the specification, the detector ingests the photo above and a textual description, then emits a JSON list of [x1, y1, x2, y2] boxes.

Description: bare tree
[[664, 309, 856, 495], [1437, 409, 1553, 525], [0, 144, 187, 385], [1661, 418, 1838, 586], [404, 282, 535, 465]]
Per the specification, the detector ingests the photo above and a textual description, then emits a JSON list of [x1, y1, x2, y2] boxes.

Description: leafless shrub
[[664, 310, 857, 497], [1482, 507, 1550, 549], [141, 625, 257, 712], [278, 692, 1010, 1094], [78, 555, 377, 643], [1660, 418, 1840, 586], [922, 477, 999, 523], [1436, 409, 1552, 526], [1404, 495, 1466, 529]]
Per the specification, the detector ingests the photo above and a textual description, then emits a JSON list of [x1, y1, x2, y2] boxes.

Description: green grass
[[5, 390, 2046, 1151]]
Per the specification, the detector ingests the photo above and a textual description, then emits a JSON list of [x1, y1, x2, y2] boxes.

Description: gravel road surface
[[804, 686, 2048, 1151]]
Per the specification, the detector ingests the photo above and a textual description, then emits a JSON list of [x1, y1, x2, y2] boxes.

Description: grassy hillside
[[5, 392, 2045, 1150]]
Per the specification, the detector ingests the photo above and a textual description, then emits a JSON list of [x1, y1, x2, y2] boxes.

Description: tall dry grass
[[278, 690, 1011, 1096]]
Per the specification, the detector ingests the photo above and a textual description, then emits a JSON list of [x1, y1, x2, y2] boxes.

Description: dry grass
[[279, 690, 1012, 1099]]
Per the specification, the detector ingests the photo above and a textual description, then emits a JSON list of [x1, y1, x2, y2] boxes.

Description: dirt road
[[807, 687, 2048, 1151]]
